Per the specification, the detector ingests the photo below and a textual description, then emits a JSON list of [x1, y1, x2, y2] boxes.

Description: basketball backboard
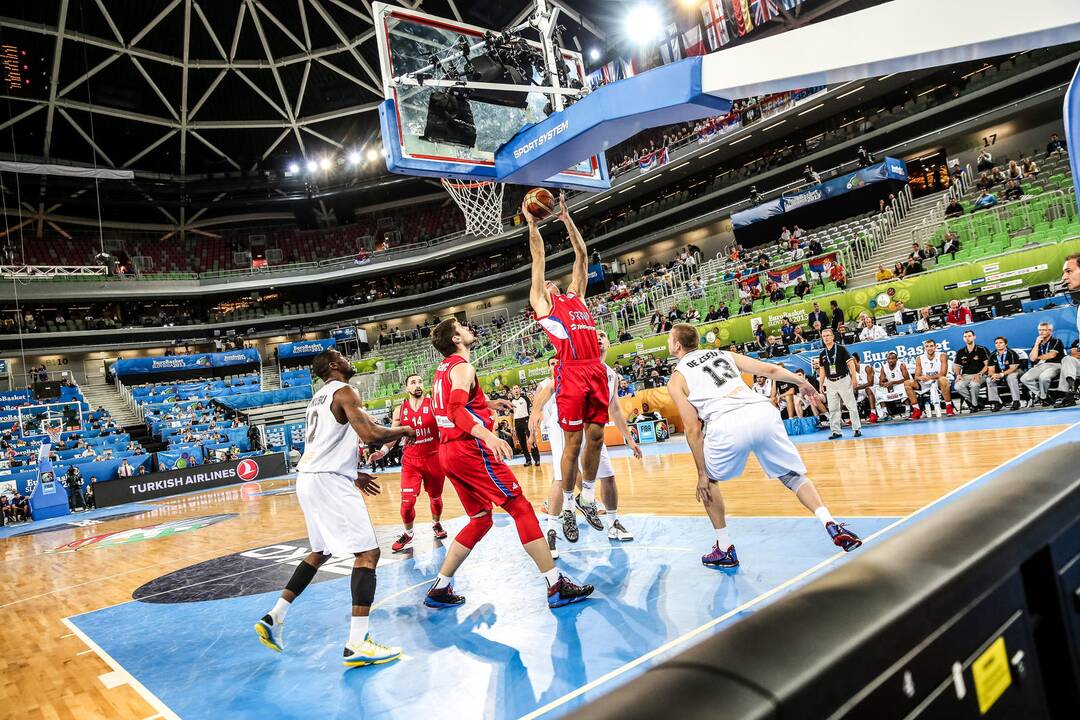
[[374, 1, 609, 192]]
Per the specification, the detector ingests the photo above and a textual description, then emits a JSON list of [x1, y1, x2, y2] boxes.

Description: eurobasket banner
[[276, 338, 336, 359], [113, 349, 260, 376]]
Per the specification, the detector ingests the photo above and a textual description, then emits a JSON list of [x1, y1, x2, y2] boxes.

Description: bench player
[[874, 351, 918, 420], [369, 374, 448, 552], [524, 193, 608, 546], [254, 349, 414, 667], [423, 319, 594, 609], [529, 331, 641, 557], [907, 338, 953, 418], [665, 324, 862, 570]]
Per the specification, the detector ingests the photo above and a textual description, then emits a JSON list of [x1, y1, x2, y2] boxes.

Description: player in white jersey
[[665, 324, 862, 570], [874, 351, 918, 419], [1055, 253, 1080, 406], [529, 332, 641, 557], [255, 349, 414, 668], [907, 338, 954, 418]]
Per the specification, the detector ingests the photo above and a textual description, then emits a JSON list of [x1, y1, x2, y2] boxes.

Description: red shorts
[[554, 360, 609, 432], [401, 450, 444, 499], [439, 440, 523, 516]]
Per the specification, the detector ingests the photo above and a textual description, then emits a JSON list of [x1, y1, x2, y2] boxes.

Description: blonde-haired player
[[529, 330, 641, 558], [666, 324, 862, 569]]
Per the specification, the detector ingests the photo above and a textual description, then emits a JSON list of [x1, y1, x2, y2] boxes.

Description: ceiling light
[[319, 157, 332, 171], [589, 48, 601, 61], [306, 160, 318, 173], [625, 5, 662, 45], [348, 151, 362, 165], [287, 162, 300, 174], [366, 148, 380, 162]]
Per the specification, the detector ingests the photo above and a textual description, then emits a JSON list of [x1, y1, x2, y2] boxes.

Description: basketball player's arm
[[334, 387, 414, 446], [667, 371, 711, 502], [732, 354, 825, 406], [525, 202, 552, 317], [608, 392, 642, 459], [558, 194, 588, 298], [448, 362, 514, 461], [527, 382, 553, 444], [368, 404, 403, 461], [914, 357, 926, 381]]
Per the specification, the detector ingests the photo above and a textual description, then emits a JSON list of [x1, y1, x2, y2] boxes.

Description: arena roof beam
[[189, 131, 242, 171], [245, 0, 306, 155], [192, 0, 228, 60], [41, 0, 70, 160], [123, 130, 179, 169], [0, 104, 44, 134], [57, 108, 115, 167], [180, 0, 192, 176], [307, 0, 382, 91], [0, 17, 185, 68]]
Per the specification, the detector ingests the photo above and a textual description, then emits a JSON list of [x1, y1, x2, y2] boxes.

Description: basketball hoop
[[45, 425, 62, 447], [441, 178, 505, 238]]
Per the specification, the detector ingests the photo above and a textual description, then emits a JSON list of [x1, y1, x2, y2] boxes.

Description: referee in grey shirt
[[510, 385, 540, 466], [817, 328, 862, 439]]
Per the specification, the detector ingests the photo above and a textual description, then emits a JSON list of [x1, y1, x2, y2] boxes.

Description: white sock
[[715, 526, 732, 549], [607, 510, 619, 528], [433, 574, 452, 590], [814, 506, 835, 525], [542, 568, 561, 587], [348, 615, 369, 645], [403, 527, 414, 536], [269, 597, 290, 625], [581, 479, 596, 503], [563, 491, 574, 510], [547, 514, 559, 533]]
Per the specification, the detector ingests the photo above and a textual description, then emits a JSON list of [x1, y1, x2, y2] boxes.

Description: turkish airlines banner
[[94, 453, 288, 507]]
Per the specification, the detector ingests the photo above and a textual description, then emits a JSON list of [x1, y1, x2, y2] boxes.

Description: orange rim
[[441, 178, 498, 190]]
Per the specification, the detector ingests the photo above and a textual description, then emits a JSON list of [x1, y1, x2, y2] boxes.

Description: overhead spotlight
[[589, 47, 601, 61], [625, 5, 662, 45], [348, 150, 362, 165], [287, 162, 299, 174], [306, 160, 318, 173], [679, 0, 700, 7], [366, 148, 380, 162], [319, 157, 332, 171]]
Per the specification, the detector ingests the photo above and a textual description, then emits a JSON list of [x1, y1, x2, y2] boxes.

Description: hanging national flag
[[750, 0, 779, 25], [637, 147, 670, 173], [738, 273, 761, 289], [681, 25, 706, 57], [726, 0, 754, 37], [660, 23, 682, 65], [701, 0, 730, 51], [808, 252, 838, 275], [767, 262, 805, 287]]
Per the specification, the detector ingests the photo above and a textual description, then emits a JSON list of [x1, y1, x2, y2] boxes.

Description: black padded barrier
[[572, 441, 1080, 719]]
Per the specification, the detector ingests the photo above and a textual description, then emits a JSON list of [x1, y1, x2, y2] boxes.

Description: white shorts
[[874, 386, 906, 404], [296, 471, 378, 556], [704, 402, 806, 481], [547, 424, 615, 483]]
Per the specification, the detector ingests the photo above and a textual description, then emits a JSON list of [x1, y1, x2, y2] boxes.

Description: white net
[[441, 178, 506, 238]]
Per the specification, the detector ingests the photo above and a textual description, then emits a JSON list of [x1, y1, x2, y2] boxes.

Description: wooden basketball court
[[3, 414, 1076, 719]]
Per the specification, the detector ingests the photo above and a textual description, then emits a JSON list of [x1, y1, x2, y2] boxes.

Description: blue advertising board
[[277, 338, 336, 359], [114, 349, 260, 377]]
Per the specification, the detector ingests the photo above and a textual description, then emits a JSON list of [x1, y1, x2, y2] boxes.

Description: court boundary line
[[519, 420, 1080, 720], [61, 616, 180, 720]]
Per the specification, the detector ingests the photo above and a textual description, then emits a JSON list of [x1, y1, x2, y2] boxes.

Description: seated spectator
[[921, 244, 937, 262], [739, 298, 754, 315], [9, 490, 30, 522], [973, 189, 997, 210], [944, 199, 964, 218], [766, 335, 786, 358], [617, 379, 635, 398], [875, 265, 894, 282], [1021, 156, 1040, 177], [828, 261, 847, 290], [952, 329, 991, 412], [792, 324, 806, 344], [1021, 322, 1064, 406], [989, 166, 1006, 186], [941, 232, 960, 257], [637, 403, 661, 421], [791, 225, 806, 242], [915, 307, 931, 332], [780, 226, 792, 244], [807, 238, 824, 257], [987, 336, 1022, 412], [84, 478, 97, 509], [976, 149, 993, 172], [909, 243, 925, 261], [685, 306, 700, 322], [769, 284, 786, 303], [858, 313, 887, 342], [704, 306, 722, 321], [1046, 132, 1068, 158], [1003, 180, 1023, 201], [645, 369, 663, 389], [905, 256, 925, 276], [907, 338, 954, 418], [1006, 160, 1024, 182], [751, 375, 774, 404], [893, 261, 907, 279], [618, 329, 632, 342], [794, 277, 811, 299], [1056, 337, 1080, 408], [945, 299, 973, 325]]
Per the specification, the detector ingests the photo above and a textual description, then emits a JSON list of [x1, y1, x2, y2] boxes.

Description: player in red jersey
[[369, 374, 448, 552], [524, 193, 608, 546], [423, 318, 594, 609]]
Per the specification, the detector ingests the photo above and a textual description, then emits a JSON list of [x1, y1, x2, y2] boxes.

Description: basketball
[[524, 188, 557, 220]]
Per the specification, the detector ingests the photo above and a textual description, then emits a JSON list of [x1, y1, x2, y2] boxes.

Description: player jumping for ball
[[665, 324, 862, 569], [423, 318, 594, 609], [254, 349, 415, 667], [523, 192, 608, 546], [369, 374, 449, 552]]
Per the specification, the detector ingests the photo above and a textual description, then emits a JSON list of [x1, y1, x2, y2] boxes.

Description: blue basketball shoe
[[826, 522, 862, 551], [702, 543, 739, 570]]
